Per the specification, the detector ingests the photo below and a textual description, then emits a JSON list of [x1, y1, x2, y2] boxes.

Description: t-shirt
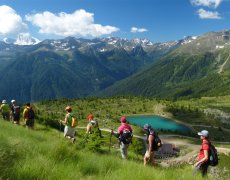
[[198, 139, 210, 161], [117, 123, 132, 134], [23, 107, 30, 120], [1, 103, 10, 113], [66, 113, 74, 127]]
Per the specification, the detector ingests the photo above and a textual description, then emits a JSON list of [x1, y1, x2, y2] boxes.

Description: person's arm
[[111, 129, 120, 138], [60, 114, 68, 125], [64, 114, 68, 124], [23, 108, 27, 120], [146, 134, 154, 157]]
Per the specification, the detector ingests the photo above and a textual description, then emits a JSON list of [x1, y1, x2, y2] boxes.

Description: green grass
[[0, 119, 219, 180]]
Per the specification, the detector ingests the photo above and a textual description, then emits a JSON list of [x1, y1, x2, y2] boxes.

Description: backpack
[[120, 129, 133, 144], [71, 117, 78, 128], [208, 143, 218, 166], [68, 113, 77, 128], [148, 130, 162, 151], [13, 106, 20, 115], [28, 108, 35, 119]]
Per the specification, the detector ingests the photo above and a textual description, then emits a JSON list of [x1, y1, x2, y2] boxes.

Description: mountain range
[[100, 30, 230, 99], [0, 30, 229, 102]]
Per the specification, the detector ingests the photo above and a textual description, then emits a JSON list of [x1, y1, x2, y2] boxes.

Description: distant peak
[[14, 33, 40, 45]]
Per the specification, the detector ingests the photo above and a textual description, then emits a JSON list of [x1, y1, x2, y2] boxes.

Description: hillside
[[100, 30, 230, 99], [0, 116, 229, 180]]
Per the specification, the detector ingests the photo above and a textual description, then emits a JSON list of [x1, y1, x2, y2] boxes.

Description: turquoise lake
[[127, 115, 191, 133]]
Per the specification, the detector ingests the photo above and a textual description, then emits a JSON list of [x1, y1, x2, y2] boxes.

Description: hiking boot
[[71, 138, 75, 143]]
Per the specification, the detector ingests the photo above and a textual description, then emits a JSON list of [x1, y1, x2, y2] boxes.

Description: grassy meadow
[[1, 118, 227, 180]]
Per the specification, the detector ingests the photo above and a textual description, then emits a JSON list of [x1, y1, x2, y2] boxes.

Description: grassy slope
[[0, 119, 215, 180]]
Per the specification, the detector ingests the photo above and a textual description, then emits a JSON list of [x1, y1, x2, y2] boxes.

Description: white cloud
[[131, 27, 148, 33], [191, 0, 223, 8], [0, 5, 27, 35], [26, 9, 119, 37], [197, 8, 222, 19]]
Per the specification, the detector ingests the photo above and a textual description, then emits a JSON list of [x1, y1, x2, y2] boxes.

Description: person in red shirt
[[194, 130, 210, 177], [112, 116, 133, 159]]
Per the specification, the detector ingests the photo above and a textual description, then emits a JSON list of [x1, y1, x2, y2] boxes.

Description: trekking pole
[[109, 128, 113, 152], [59, 120, 63, 139], [132, 139, 139, 160]]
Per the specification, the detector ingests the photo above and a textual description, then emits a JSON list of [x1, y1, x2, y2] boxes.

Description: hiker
[[0, 100, 10, 120], [23, 103, 35, 129], [112, 116, 133, 159], [143, 124, 161, 166], [86, 113, 102, 137], [86, 113, 94, 133], [60, 106, 77, 143], [194, 130, 210, 177], [10, 100, 20, 124]]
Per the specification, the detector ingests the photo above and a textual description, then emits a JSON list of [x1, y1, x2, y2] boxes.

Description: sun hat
[[120, 116, 127, 123], [65, 106, 72, 111], [198, 130, 209, 137], [11, 99, 16, 103]]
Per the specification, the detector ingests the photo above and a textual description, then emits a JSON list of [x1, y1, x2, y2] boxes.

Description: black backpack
[[28, 108, 35, 119], [153, 131, 162, 150], [208, 143, 218, 166], [120, 129, 133, 144], [13, 106, 20, 115]]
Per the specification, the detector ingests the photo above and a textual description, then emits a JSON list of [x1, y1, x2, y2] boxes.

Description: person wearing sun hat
[[0, 100, 10, 120], [60, 106, 77, 143], [194, 130, 210, 177]]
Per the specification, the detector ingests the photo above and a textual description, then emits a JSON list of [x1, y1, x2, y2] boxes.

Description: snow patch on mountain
[[3, 37, 16, 44]]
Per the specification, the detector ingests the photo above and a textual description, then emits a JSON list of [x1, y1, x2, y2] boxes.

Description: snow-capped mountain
[[14, 33, 40, 45]]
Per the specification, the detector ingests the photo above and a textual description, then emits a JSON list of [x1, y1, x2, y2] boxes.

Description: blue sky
[[0, 0, 229, 42]]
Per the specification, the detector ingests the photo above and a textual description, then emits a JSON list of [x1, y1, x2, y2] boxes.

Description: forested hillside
[[100, 31, 230, 99]]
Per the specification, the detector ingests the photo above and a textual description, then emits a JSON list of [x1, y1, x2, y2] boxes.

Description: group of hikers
[[0, 99, 35, 128], [1, 101, 217, 177], [60, 105, 217, 177]]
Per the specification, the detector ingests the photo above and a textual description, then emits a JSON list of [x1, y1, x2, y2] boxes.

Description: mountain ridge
[[1, 30, 230, 102]]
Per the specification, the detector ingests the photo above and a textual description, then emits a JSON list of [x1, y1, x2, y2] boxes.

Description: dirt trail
[[77, 126, 230, 155]]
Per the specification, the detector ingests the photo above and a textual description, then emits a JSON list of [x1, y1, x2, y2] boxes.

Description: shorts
[[64, 126, 75, 137], [26, 119, 34, 127], [194, 162, 209, 177], [13, 115, 20, 122]]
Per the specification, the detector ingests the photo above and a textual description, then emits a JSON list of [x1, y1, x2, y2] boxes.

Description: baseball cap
[[120, 116, 127, 123], [88, 114, 94, 120], [198, 130, 209, 137], [143, 124, 151, 130]]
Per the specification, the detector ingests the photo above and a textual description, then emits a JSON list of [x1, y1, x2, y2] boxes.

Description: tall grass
[[0, 119, 228, 179]]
